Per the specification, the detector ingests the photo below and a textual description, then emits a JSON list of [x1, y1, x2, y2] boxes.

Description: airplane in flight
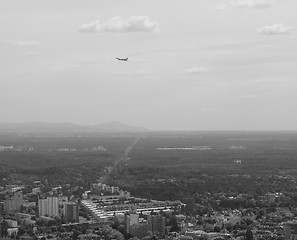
[[116, 57, 128, 61]]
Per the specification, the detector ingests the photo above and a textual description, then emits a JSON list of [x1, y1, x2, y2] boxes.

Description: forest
[[1, 131, 297, 202], [0, 133, 136, 188], [107, 131, 297, 201]]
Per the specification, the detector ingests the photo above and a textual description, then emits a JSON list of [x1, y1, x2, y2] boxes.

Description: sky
[[0, 0, 297, 130]]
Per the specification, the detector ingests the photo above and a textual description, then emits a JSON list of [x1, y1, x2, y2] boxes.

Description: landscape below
[[1, 131, 297, 200], [1, 130, 297, 239]]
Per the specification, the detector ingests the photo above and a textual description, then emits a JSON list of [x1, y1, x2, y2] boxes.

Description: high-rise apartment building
[[130, 222, 151, 239], [124, 207, 140, 233], [38, 197, 59, 217], [148, 214, 166, 237], [4, 191, 23, 214], [63, 202, 79, 223]]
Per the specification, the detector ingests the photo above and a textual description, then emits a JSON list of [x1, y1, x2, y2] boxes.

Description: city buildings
[[63, 202, 79, 223], [124, 207, 139, 233], [129, 222, 151, 239], [4, 191, 23, 214], [38, 197, 59, 217], [284, 221, 297, 240], [148, 214, 166, 237]]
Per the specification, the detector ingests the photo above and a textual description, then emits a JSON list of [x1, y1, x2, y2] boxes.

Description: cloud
[[123, 70, 155, 79], [1, 40, 40, 47], [24, 51, 37, 57], [231, 0, 272, 8], [185, 67, 208, 75], [257, 24, 294, 35], [216, 0, 272, 11], [131, 57, 147, 62], [12, 41, 40, 47], [0, 39, 12, 44], [79, 16, 159, 33], [216, 4, 229, 11]]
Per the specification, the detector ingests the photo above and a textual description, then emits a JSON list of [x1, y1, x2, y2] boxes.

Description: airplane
[[116, 57, 128, 61]]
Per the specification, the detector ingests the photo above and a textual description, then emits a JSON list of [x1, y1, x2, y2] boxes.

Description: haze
[[1, 0, 297, 131]]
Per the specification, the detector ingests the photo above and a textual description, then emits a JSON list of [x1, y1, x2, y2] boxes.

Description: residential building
[[63, 202, 79, 223], [5, 220, 18, 228], [119, 190, 131, 199], [130, 222, 151, 239], [38, 197, 59, 217], [124, 213, 139, 233], [148, 214, 166, 237], [124, 207, 140, 234], [4, 191, 23, 214], [284, 221, 297, 240]]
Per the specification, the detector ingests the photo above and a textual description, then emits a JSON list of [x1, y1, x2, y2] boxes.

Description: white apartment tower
[[38, 197, 59, 217]]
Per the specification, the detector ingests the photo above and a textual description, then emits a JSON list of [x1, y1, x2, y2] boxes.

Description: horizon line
[[0, 121, 297, 132]]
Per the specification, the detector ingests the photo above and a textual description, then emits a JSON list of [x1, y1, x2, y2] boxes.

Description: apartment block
[[63, 202, 79, 223], [38, 197, 59, 217]]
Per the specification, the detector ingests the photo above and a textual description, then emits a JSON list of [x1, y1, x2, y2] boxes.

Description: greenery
[[107, 131, 297, 200], [0, 134, 136, 189]]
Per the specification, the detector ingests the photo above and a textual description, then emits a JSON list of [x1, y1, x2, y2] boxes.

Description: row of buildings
[[38, 197, 79, 223], [125, 210, 167, 238], [3, 190, 79, 223]]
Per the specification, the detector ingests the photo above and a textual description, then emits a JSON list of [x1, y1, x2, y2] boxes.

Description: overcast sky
[[1, 0, 296, 130]]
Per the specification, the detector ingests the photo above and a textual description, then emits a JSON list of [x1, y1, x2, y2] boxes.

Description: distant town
[[2, 173, 297, 240]]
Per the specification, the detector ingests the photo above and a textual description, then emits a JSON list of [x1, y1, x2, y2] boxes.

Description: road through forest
[[99, 135, 141, 183]]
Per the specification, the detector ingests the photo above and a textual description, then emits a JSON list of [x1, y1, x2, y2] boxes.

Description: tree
[[245, 229, 253, 240], [17, 226, 26, 236], [168, 216, 179, 232], [129, 237, 139, 240], [214, 226, 221, 232], [112, 216, 121, 230], [117, 225, 125, 235], [1, 220, 8, 237], [72, 229, 81, 240], [101, 226, 124, 240]]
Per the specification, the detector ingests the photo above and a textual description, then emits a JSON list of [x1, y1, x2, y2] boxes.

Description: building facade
[[148, 215, 166, 237], [130, 223, 151, 239], [4, 191, 23, 214], [63, 202, 79, 223], [38, 197, 59, 217], [284, 221, 297, 240]]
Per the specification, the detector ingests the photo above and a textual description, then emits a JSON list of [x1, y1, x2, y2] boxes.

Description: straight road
[[99, 135, 141, 183]]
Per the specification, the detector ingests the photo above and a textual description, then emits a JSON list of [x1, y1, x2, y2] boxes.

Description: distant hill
[[93, 121, 147, 132], [0, 121, 147, 133]]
